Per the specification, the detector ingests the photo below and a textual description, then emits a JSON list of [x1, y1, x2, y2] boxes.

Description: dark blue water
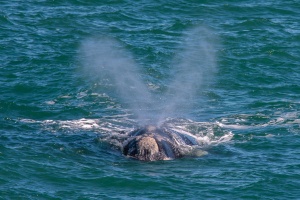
[[1, 1, 300, 199]]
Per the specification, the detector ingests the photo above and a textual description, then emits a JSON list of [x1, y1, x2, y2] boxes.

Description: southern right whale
[[122, 125, 202, 161]]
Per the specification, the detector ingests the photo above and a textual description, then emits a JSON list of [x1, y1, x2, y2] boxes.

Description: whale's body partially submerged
[[122, 125, 202, 161]]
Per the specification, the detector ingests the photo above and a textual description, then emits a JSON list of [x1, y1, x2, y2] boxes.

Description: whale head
[[122, 126, 181, 161]]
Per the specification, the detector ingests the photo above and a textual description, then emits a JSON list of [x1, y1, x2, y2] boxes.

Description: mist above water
[[80, 37, 153, 123], [80, 26, 219, 125], [160, 27, 218, 122]]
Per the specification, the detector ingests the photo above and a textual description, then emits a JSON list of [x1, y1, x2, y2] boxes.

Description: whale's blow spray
[[159, 26, 219, 122], [80, 37, 154, 124], [76, 28, 226, 161], [80, 26, 219, 125]]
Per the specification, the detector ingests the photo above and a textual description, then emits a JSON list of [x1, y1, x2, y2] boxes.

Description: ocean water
[[1, 0, 300, 199]]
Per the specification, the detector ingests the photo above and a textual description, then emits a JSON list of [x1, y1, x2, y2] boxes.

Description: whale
[[122, 125, 203, 161]]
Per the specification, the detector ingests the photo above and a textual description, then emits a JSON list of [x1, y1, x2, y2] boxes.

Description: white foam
[[20, 119, 37, 123], [59, 95, 72, 99], [54, 118, 100, 129], [20, 118, 103, 131], [45, 101, 55, 105], [216, 122, 250, 130], [289, 119, 300, 124]]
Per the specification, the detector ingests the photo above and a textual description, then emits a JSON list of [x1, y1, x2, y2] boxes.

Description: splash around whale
[[19, 117, 234, 161], [122, 125, 208, 161]]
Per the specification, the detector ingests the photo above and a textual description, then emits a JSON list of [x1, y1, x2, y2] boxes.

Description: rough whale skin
[[122, 125, 199, 161]]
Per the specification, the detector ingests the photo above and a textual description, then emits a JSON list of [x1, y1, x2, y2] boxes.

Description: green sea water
[[1, 0, 300, 199]]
